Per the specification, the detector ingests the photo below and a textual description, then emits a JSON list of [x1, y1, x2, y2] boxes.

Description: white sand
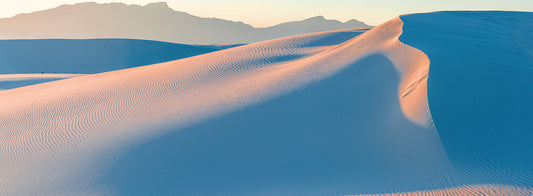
[[1, 11, 531, 195]]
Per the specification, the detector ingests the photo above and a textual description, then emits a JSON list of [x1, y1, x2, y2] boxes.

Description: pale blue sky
[[1, 0, 532, 26]]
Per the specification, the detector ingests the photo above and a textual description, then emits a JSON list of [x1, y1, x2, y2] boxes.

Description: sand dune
[[0, 27, 372, 195], [0, 11, 531, 195], [0, 38, 224, 90], [0, 39, 221, 74]]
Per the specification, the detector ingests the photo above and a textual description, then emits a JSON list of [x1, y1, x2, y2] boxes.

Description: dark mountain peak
[[144, 2, 171, 10], [344, 19, 370, 27], [0, 2, 370, 44], [52, 2, 97, 9], [304, 16, 327, 21], [72, 2, 126, 7], [72, 2, 98, 6]]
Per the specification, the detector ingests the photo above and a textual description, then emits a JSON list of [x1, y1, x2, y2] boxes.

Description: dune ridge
[[0, 16, 436, 195]]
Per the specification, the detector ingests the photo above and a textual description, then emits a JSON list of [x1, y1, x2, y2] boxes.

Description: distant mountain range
[[0, 2, 370, 44]]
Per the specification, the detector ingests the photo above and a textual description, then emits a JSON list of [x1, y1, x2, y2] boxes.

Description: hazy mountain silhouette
[[0, 2, 369, 44]]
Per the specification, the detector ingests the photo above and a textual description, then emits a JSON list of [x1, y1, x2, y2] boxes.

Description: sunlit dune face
[[1, 16, 439, 195]]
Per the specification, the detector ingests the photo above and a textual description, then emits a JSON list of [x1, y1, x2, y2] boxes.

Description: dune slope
[[1, 11, 531, 195], [0, 18, 436, 195], [400, 11, 533, 188]]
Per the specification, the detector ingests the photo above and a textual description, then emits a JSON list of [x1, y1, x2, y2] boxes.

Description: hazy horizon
[[1, 0, 532, 27]]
